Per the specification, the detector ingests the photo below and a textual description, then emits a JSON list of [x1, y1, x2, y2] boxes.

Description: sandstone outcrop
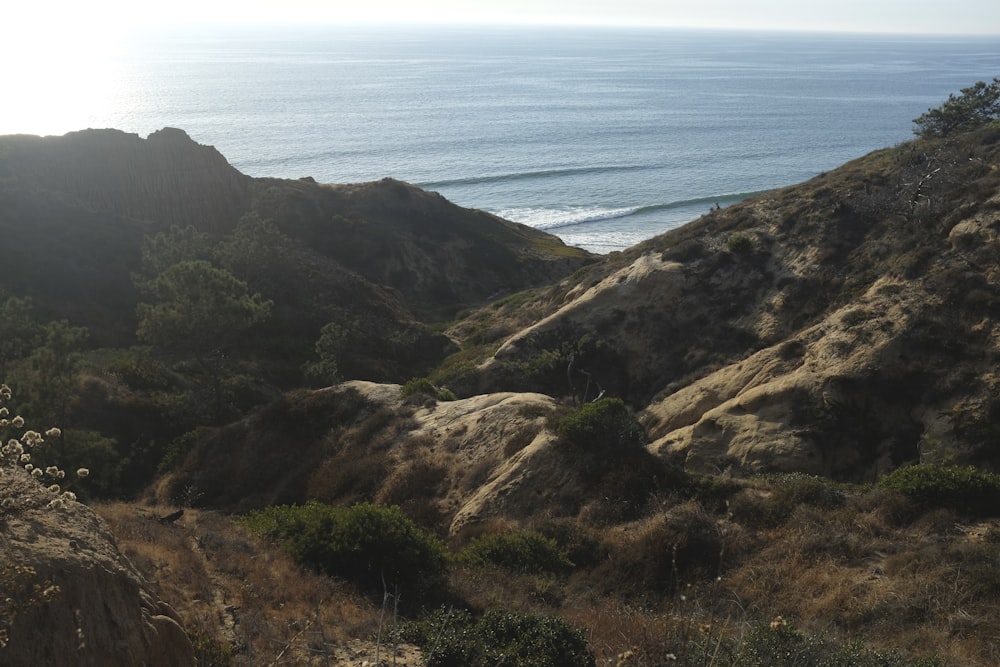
[[0, 467, 194, 666]]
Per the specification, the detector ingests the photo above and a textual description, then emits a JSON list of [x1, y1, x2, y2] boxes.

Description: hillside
[[469, 125, 1000, 480], [4, 87, 1000, 664], [0, 128, 592, 496], [0, 127, 591, 347]]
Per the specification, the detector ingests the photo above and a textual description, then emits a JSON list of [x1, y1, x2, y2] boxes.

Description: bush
[[554, 397, 645, 455], [735, 618, 943, 666], [878, 464, 1000, 516], [913, 78, 1000, 138], [726, 233, 754, 254], [240, 502, 448, 605], [458, 531, 574, 577], [402, 377, 455, 402], [403, 607, 595, 667]]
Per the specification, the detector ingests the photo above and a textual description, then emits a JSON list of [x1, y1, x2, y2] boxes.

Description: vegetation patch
[[401, 377, 456, 403], [878, 464, 1000, 516], [241, 502, 449, 606], [401, 607, 595, 667], [458, 530, 574, 577]]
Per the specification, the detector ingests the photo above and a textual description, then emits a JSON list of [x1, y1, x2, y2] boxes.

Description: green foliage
[[458, 531, 574, 576], [157, 426, 216, 474], [304, 321, 343, 386], [136, 260, 272, 356], [136, 259, 271, 422], [104, 348, 174, 391], [554, 397, 645, 454], [725, 233, 754, 254], [214, 214, 294, 293], [491, 290, 535, 309], [401, 377, 456, 402], [734, 619, 943, 667], [403, 607, 595, 667], [0, 296, 40, 379], [878, 464, 1000, 516], [137, 224, 212, 282], [491, 332, 622, 401], [10, 320, 89, 427], [913, 78, 1000, 138], [240, 502, 448, 604]]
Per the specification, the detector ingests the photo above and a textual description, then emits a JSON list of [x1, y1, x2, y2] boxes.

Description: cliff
[[0, 467, 194, 666]]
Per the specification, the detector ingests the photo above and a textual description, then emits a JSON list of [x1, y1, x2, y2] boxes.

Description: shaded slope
[[0, 128, 591, 366]]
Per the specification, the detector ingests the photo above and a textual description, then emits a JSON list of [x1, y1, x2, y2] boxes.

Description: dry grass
[[98, 474, 1000, 666], [95, 503, 419, 666]]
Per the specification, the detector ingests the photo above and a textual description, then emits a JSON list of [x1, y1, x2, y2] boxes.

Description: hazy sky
[[8, 0, 1000, 35]]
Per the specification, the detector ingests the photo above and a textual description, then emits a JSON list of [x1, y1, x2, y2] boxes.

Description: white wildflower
[[10, 416, 23, 429], [76, 468, 89, 478], [0, 407, 7, 417], [31, 468, 43, 479], [45, 466, 60, 477], [47, 498, 65, 509], [44, 427, 61, 438], [62, 491, 76, 502], [47, 484, 60, 494], [20, 453, 30, 463]]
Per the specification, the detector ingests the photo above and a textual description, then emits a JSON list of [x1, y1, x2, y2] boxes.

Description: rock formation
[[0, 467, 194, 666]]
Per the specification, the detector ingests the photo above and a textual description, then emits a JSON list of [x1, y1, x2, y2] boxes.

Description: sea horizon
[[5, 25, 999, 252]]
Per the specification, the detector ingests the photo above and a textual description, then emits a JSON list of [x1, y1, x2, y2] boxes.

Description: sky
[[5, 0, 1000, 36]]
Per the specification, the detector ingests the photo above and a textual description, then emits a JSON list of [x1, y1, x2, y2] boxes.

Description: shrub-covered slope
[[468, 126, 1000, 479], [0, 127, 591, 353]]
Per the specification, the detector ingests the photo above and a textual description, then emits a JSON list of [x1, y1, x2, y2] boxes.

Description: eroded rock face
[[0, 467, 194, 667]]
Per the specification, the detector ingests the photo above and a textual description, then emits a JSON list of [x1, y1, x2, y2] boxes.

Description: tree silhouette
[[913, 78, 1000, 138]]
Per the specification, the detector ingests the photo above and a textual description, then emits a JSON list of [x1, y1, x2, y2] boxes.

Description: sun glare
[[0, 7, 139, 136]]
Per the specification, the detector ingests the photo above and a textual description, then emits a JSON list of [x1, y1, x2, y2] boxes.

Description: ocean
[[5, 26, 1000, 252]]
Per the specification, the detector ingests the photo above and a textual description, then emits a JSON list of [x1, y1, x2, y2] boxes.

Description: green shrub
[[402, 377, 455, 402], [458, 531, 574, 577], [403, 607, 595, 667], [240, 502, 448, 604], [726, 233, 754, 254], [554, 397, 645, 455], [878, 464, 1000, 516], [735, 618, 943, 666]]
